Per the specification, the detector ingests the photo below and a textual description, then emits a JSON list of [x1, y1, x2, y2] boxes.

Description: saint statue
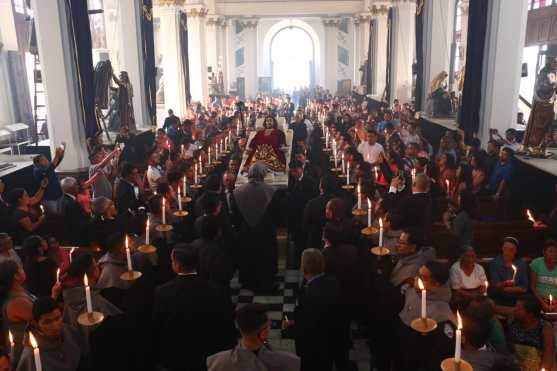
[[112, 71, 136, 132], [523, 58, 557, 149], [243, 116, 287, 173], [359, 59, 369, 87], [427, 71, 452, 117]]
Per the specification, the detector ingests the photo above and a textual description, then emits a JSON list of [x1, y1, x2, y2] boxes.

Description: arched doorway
[[270, 27, 315, 93]]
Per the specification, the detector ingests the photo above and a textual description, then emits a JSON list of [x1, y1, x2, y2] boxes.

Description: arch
[[261, 19, 322, 88]]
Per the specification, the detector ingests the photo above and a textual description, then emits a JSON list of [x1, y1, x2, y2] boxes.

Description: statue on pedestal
[[523, 58, 557, 150], [427, 71, 452, 117], [111, 71, 136, 132]]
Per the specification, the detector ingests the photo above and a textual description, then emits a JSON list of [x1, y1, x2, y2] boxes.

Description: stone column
[[155, 0, 187, 116], [323, 18, 340, 94], [205, 15, 220, 76], [185, 6, 209, 103], [459, 0, 470, 61], [392, 0, 416, 104], [353, 16, 361, 85], [31, 0, 89, 171], [372, 4, 390, 97], [479, 0, 528, 143], [421, 0, 456, 111], [241, 18, 258, 99], [217, 19, 228, 94]]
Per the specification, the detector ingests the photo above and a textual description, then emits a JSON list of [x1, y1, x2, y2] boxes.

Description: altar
[[235, 119, 293, 189]]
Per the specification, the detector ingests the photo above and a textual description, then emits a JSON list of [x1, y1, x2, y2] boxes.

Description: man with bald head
[[385, 173, 432, 230]]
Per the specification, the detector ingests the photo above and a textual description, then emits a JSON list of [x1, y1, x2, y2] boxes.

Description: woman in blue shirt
[[489, 237, 528, 306]]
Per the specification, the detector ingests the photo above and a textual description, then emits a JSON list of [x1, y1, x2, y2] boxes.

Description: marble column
[[31, 0, 89, 171], [459, 0, 470, 63], [241, 18, 258, 99], [206, 15, 220, 75], [323, 18, 340, 94], [217, 19, 228, 94], [185, 6, 209, 103], [421, 0, 456, 111], [479, 0, 528, 143], [353, 17, 361, 85], [155, 0, 187, 116], [115, 0, 150, 128], [372, 4, 390, 97], [392, 0, 416, 104]]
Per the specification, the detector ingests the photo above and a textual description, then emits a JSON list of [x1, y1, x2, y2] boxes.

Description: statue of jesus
[[243, 116, 287, 173]]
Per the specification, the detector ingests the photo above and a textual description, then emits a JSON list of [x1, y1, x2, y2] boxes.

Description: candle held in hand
[[146, 217, 150, 245], [125, 235, 132, 272], [418, 278, 426, 319], [455, 311, 462, 363], [378, 217, 384, 247], [367, 199, 372, 228], [511, 264, 517, 283], [29, 332, 42, 371], [84, 275, 93, 313], [162, 198, 166, 225]]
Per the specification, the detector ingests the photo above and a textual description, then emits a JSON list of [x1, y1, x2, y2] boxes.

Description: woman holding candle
[[449, 247, 488, 301], [530, 240, 557, 313], [489, 237, 528, 307], [21, 235, 58, 298]]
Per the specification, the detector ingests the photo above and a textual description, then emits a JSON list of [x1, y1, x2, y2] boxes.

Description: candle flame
[[445, 179, 450, 190], [512, 264, 517, 274], [162, 198, 166, 208], [146, 218, 150, 228], [83, 274, 88, 287], [379, 217, 383, 228], [457, 310, 462, 330], [9, 330, 13, 344], [550, 294, 553, 305], [29, 332, 38, 349], [485, 280, 488, 291], [367, 198, 371, 208], [417, 277, 425, 291], [527, 209, 535, 223], [178, 186, 181, 197], [56, 268, 60, 282], [357, 183, 361, 194]]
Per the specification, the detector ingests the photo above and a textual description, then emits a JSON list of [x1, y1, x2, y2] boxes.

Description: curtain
[[415, 0, 425, 111], [458, 0, 489, 140], [141, 0, 157, 126], [179, 12, 191, 106], [365, 19, 374, 95], [384, 7, 394, 103], [66, 0, 99, 139]]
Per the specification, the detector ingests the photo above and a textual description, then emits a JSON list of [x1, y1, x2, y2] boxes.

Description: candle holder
[[199, 174, 207, 179], [77, 311, 105, 327], [352, 208, 367, 216], [138, 244, 157, 254], [223, 150, 231, 155], [338, 173, 347, 179], [322, 148, 332, 152], [410, 317, 438, 334], [440, 358, 473, 371], [173, 210, 189, 217], [370, 246, 390, 256], [361, 226, 379, 236], [120, 270, 142, 281], [155, 224, 174, 232], [341, 184, 354, 190], [213, 160, 223, 166], [331, 167, 342, 172], [182, 196, 192, 203], [190, 184, 203, 190]]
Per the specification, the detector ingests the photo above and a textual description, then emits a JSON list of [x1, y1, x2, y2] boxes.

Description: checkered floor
[[228, 232, 372, 370]]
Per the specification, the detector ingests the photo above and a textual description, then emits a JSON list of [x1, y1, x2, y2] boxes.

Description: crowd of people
[[0, 90, 554, 371]]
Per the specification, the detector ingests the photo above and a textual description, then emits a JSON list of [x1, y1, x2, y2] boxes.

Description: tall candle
[[215, 143, 218, 159], [182, 176, 187, 196], [379, 217, 384, 246], [69, 247, 75, 264], [208, 147, 212, 165], [346, 163, 350, 186], [194, 163, 198, 184], [198, 155, 202, 173], [228, 131, 232, 148], [511, 264, 517, 283], [445, 179, 450, 194], [342, 153, 346, 173], [357, 183, 362, 209], [177, 187, 183, 211], [455, 311, 462, 363], [325, 128, 329, 148], [56, 268, 60, 284], [125, 235, 132, 271], [84, 275, 92, 313], [181, 144, 184, 156], [29, 332, 42, 371], [367, 199, 372, 227], [418, 278, 426, 319], [146, 217, 150, 245], [411, 168, 416, 182], [484, 280, 488, 296], [162, 198, 166, 225]]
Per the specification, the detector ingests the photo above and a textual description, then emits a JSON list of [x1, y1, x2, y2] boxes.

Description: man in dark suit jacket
[[60, 177, 89, 245], [302, 175, 337, 250], [114, 163, 142, 216], [153, 244, 237, 371], [384, 173, 432, 230], [288, 160, 319, 267], [286, 249, 350, 371]]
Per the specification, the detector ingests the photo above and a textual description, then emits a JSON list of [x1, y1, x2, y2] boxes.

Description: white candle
[[228, 131, 232, 148], [379, 217, 384, 246], [367, 199, 372, 227], [333, 140, 337, 167], [346, 163, 350, 186], [84, 275, 93, 313], [550, 294, 554, 309], [178, 187, 183, 211], [527, 209, 536, 224], [375, 166, 379, 181], [342, 153, 346, 173], [325, 128, 329, 148], [198, 155, 202, 173], [162, 198, 166, 225], [484, 280, 488, 296], [146, 217, 150, 245], [511, 264, 517, 283], [182, 176, 187, 196], [357, 183, 362, 209], [69, 247, 75, 264], [194, 163, 198, 184], [418, 278, 426, 319], [411, 168, 416, 182], [215, 143, 218, 159], [56, 268, 60, 284], [445, 179, 450, 194], [29, 332, 42, 371], [455, 311, 462, 363], [208, 147, 212, 165], [125, 235, 132, 271], [181, 144, 184, 156]]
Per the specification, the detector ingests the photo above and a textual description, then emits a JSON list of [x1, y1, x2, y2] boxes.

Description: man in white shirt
[[357, 130, 384, 165], [146, 150, 163, 190]]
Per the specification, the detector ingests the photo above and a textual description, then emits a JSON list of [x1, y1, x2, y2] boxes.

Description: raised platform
[[418, 114, 459, 154], [516, 150, 557, 177]]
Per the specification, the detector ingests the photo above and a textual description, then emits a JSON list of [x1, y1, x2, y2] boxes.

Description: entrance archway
[[270, 27, 314, 92]]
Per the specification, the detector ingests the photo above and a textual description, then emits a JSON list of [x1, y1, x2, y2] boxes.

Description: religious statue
[[523, 58, 557, 149], [427, 71, 452, 117], [359, 59, 369, 87], [243, 116, 287, 173], [111, 71, 136, 132]]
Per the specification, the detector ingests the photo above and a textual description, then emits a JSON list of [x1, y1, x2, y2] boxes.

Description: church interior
[[2, 0, 557, 370]]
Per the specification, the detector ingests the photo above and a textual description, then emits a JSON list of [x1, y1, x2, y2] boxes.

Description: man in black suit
[[302, 175, 337, 250], [294, 151, 320, 181], [287, 160, 319, 267], [285, 249, 350, 371], [60, 177, 89, 245], [114, 163, 143, 216], [384, 173, 432, 230], [153, 244, 237, 371]]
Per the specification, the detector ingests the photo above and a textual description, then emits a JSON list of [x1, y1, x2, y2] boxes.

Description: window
[[235, 48, 245, 67], [339, 18, 349, 34], [235, 20, 244, 34], [338, 46, 349, 66]]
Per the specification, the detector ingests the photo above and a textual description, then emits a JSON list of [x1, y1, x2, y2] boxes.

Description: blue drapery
[[141, 0, 157, 126], [459, 0, 489, 140], [365, 19, 374, 95], [179, 12, 192, 105], [66, 0, 99, 139], [415, 0, 425, 111]]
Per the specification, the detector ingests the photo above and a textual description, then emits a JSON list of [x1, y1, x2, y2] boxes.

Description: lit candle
[[198, 155, 202, 173], [56, 268, 60, 284], [411, 168, 416, 182], [162, 198, 166, 225], [455, 311, 462, 363], [346, 163, 350, 186], [208, 147, 212, 165], [367, 199, 372, 227], [379, 217, 384, 246], [511, 264, 517, 283], [527, 209, 536, 224], [484, 280, 488, 296], [69, 247, 75, 264], [8, 330, 13, 354], [181, 144, 184, 156], [550, 294, 554, 309], [194, 163, 198, 184], [84, 275, 92, 313], [125, 235, 132, 272], [333, 140, 337, 167], [29, 332, 42, 371], [182, 176, 187, 196], [177, 187, 183, 211], [146, 217, 150, 245], [418, 278, 426, 319], [342, 153, 346, 173], [445, 179, 450, 194], [215, 143, 218, 159], [325, 128, 329, 148], [357, 183, 362, 209]]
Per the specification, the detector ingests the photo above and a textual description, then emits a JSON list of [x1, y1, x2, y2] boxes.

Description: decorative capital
[[322, 18, 341, 28], [369, 5, 390, 16], [186, 7, 209, 17], [153, 0, 186, 6], [207, 15, 225, 26], [459, 0, 469, 15], [356, 13, 371, 23], [240, 18, 258, 28]]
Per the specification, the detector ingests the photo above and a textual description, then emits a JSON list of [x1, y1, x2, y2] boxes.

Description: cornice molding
[[369, 5, 389, 16], [240, 18, 258, 28], [322, 17, 341, 27], [153, 0, 186, 6]]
